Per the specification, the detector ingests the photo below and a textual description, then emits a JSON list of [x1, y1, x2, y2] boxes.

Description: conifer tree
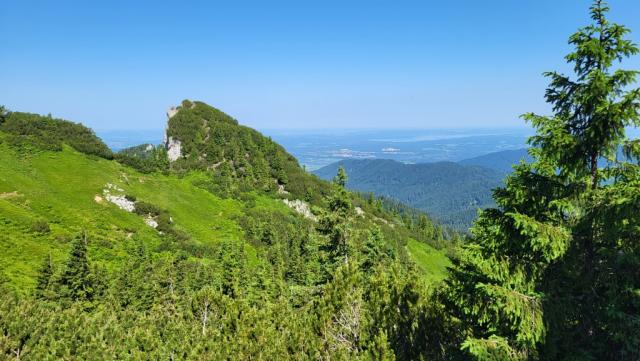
[[446, 1, 640, 359], [318, 167, 354, 274], [360, 226, 393, 274], [57, 233, 94, 303], [34, 254, 54, 300], [525, 0, 639, 189], [334, 166, 348, 188]]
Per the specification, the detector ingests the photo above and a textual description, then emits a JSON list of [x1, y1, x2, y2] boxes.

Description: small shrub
[[30, 220, 50, 234], [133, 201, 162, 216]]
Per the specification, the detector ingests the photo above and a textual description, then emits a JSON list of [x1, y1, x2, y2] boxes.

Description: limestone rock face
[[282, 199, 316, 221], [144, 216, 159, 229], [105, 194, 135, 212], [166, 137, 182, 162], [164, 105, 182, 162], [167, 106, 179, 119]]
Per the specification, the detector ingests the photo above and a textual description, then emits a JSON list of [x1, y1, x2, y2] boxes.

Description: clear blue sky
[[2, 0, 639, 130]]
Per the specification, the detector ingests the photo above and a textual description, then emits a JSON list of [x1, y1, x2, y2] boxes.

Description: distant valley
[[97, 128, 533, 170], [314, 148, 531, 230]]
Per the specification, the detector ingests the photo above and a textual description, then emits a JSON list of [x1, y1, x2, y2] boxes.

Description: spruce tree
[[318, 166, 354, 274], [34, 254, 54, 300], [360, 226, 393, 274], [446, 1, 640, 359], [57, 233, 94, 303]]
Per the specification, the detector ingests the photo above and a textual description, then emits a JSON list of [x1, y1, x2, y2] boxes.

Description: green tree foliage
[[57, 233, 95, 304], [526, 0, 640, 188], [115, 143, 169, 173], [0, 96, 461, 359], [447, 1, 640, 359], [360, 226, 394, 274], [163, 101, 326, 202], [0, 232, 455, 360], [0, 105, 8, 124], [318, 167, 355, 273], [0, 111, 113, 158], [34, 255, 54, 300], [313, 158, 503, 231]]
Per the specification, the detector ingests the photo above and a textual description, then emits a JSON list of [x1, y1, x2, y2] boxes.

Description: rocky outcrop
[[167, 106, 179, 119], [102, 183, 162, 230], [103, 183, 135, 212], [164, 105, 182, 162], [166, 137, 182, 162], [144, 216, 158, 229], [277, 183, 289, 195], [105, 194, 135, 212], [282, 199, 316, 221]]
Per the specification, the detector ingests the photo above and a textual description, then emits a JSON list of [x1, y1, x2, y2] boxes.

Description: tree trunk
[[585, 151, 598, 341], [202, 302, 209, 336], [590, 153, 598, 189]]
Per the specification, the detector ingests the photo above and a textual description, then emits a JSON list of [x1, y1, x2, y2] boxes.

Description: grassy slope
[[405, 238, 451, 284], [0, 140, 268, 290], [0, 136, 451, 291]]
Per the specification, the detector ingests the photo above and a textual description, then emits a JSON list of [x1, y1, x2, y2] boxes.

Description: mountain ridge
[[458, 148, 531, 173], [313, 158, 504, 230]]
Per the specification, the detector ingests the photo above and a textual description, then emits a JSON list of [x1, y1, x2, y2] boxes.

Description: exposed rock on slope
[[166, 137, 182, 162], [103, 183, 135, 212], [282, 199, 316, 221], [161, 99, 329, 204], [164, 105, 183, 162]]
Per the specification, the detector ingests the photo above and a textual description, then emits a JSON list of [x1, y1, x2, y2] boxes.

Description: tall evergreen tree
[[446, 1, 640, 359], [526, 0, 640, 189], [360, 226, 393, 274], [57, 233, 94, 303], [318, 167, 354, 274], [34, 254, 54, 300]]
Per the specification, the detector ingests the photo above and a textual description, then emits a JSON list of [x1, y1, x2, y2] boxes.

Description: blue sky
[[1, 0, 639, 130]]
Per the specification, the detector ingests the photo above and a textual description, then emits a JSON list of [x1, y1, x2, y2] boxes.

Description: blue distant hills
[[313, 148, 532, 231], [458, 148, 532, 174]]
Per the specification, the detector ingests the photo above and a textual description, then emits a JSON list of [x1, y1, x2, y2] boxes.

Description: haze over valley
[[98, 127, 532, 170]]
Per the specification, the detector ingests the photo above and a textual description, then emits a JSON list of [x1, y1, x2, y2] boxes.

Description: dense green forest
[[314, 159, 503, 230], [1, 1, 639, 359]]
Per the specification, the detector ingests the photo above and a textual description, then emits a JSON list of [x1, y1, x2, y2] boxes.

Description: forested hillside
[[314, 159, 503, 230], [0, 103, 456, 360]]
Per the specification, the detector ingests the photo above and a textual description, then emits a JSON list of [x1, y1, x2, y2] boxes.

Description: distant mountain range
[[458, 148, 532, 174], [313, 149, 531, 230]]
